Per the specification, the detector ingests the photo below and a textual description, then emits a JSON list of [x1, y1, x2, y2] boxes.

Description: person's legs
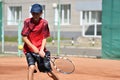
[[28, 65, 36, 80], [26, 52, 36, 80]]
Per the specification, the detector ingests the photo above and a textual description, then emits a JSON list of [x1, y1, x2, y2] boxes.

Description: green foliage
[[47, 37, 53, 42], [4, 36, 18, 42], [46, 37, 70, 42], [4, 36, 70, 42]]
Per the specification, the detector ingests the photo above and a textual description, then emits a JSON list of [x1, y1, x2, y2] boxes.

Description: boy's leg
[[26, 52, 36, 80], [28, 65, 36, 80], [47, 71, 59, 80]]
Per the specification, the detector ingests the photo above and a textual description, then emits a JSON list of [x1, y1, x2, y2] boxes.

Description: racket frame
[[47, 56, 75, 74]]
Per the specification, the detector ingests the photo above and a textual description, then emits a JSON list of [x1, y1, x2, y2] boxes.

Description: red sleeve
[[21, 21, 30, 36], [42, 22, 50, 39]]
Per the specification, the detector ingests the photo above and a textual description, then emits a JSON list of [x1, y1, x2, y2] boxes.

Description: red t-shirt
[[21, 18, 50, 54]]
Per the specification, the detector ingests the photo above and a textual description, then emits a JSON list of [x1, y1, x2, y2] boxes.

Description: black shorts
[[25, 51, 52, 72], [25, 52, 41, 66]]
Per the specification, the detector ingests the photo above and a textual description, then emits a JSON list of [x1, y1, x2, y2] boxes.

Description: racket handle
[[49, 71, 59, 80]]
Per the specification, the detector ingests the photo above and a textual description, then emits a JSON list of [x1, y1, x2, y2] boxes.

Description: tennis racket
[[46, 56, 75, 74]]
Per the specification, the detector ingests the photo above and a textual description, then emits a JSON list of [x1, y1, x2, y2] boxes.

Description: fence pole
[[0, 1, 4, 53], [18, 21, 22, 57], [57, 0, 61, 56], [0, 20, 1, 41]]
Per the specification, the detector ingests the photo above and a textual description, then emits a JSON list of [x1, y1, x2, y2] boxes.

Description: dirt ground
[[0, 56, 120, 80]]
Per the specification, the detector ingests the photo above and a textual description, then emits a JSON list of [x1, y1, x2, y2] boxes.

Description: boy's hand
[[32, 45, 39, 53], [39, 49, 45, 58]]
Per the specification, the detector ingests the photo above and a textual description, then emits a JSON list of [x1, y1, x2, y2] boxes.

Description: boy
[[21, 3, 59, 80]]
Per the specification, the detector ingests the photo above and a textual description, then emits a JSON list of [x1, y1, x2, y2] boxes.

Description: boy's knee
[[29, 65, 36, 71]]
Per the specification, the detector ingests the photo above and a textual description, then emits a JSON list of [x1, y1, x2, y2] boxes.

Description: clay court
[[0, 56, 120, 80]]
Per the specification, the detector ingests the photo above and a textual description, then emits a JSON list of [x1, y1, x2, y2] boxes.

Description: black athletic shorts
[[25, 51, 52, 72], [25, 52, 41, 66]]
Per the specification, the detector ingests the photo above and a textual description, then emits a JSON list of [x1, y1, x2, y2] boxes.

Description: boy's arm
[[39, 38, 47, 57], [22, 36, 39, 53]]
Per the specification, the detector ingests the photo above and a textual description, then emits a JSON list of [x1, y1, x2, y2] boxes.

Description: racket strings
[[54, 58, 75, 74]]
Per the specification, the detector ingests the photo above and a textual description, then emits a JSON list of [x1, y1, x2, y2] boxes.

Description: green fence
[[0, 1, 2, 41], [102, 0, 120, 59]]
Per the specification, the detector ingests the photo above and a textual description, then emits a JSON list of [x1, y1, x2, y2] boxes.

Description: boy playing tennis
[[21, 3, 59, 80]]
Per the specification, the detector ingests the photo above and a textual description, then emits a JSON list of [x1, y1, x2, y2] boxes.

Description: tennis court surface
[[0, 56, 120, 80]]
